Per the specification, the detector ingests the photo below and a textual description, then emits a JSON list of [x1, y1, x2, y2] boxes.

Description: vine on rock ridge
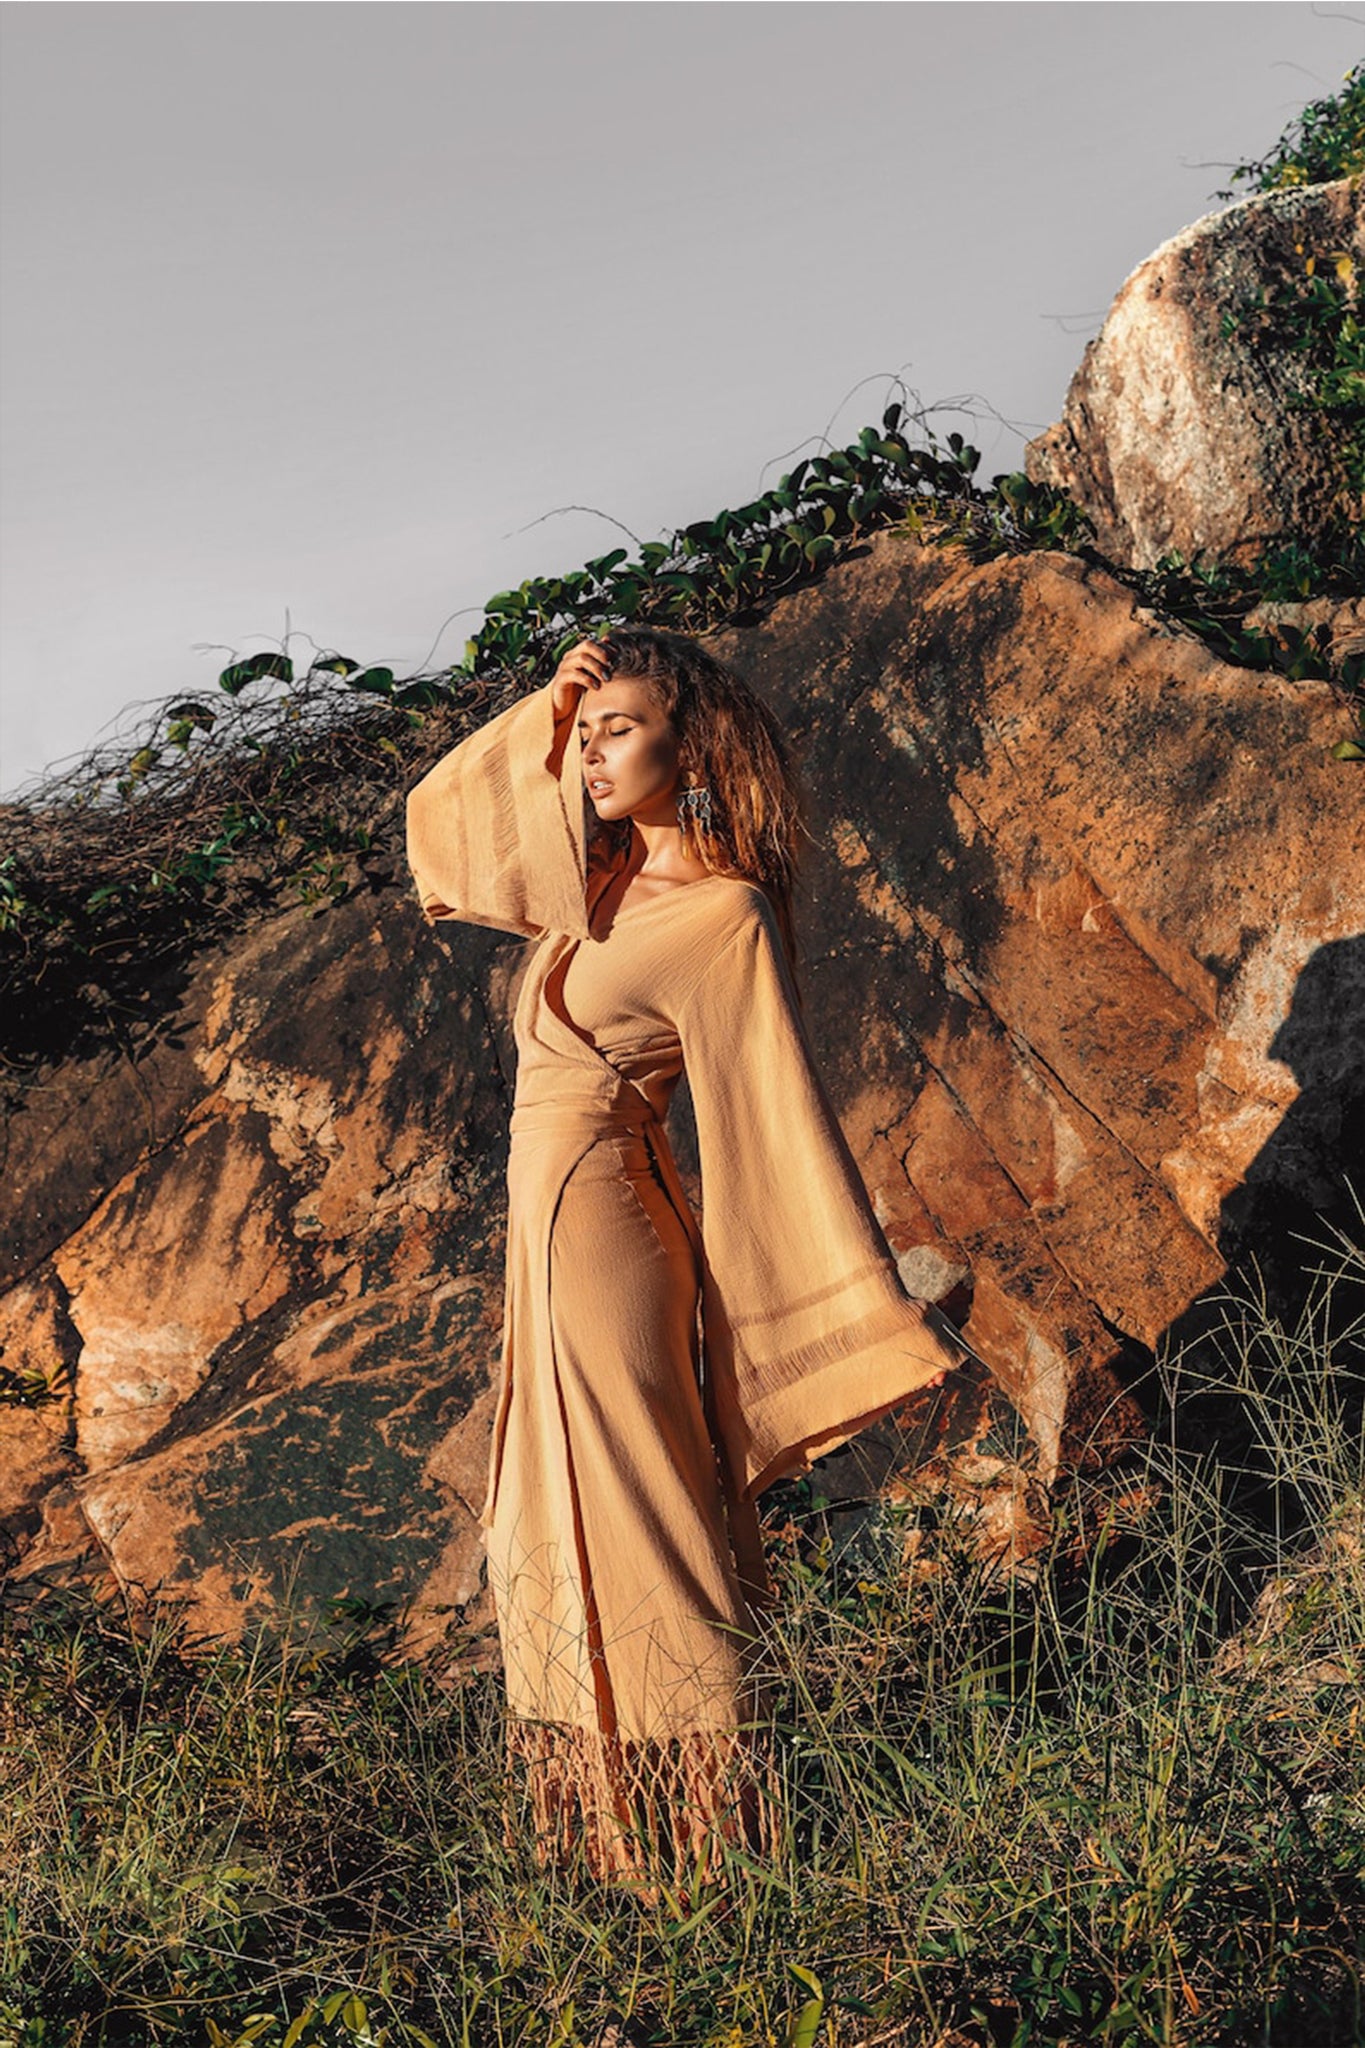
[[3, 67, 1362, 1071]]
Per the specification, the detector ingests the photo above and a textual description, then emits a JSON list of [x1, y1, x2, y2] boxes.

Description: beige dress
[[405, 680, 973, 1880]]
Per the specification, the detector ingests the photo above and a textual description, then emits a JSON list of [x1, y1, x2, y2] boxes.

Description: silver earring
[[677, 782, 713, 835]]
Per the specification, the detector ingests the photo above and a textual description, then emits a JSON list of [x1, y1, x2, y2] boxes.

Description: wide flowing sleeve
[[678, 889, 977, 1502], [404, 681, 591, 940]]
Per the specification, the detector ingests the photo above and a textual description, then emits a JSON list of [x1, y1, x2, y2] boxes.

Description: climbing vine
[[0, 404, 1088, 1070], [4, 67, 1362, 1069]]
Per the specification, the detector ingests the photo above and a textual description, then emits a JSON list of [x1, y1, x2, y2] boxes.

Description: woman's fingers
[[550, 636, 614, 718], [575, 635, 614, 688]]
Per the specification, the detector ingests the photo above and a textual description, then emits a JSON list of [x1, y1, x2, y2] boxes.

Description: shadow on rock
[[1153, 931, 1365, 1547]]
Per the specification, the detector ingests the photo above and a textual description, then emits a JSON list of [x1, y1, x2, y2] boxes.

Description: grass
[[2, 1223, 1362, 2048]]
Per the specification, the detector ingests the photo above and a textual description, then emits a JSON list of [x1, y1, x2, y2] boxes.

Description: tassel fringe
[[505, 1714, 782, 1891]]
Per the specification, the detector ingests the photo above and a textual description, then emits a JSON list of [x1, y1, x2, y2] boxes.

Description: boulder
[[1025, 178, 1364, 570], [1, 887, 515, 1647], [2, 527, 1359, 1643], [710, 534, 1362, 1481]]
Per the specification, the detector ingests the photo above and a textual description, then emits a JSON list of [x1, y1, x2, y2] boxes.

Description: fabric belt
[[509, 1094, 659, 1145]]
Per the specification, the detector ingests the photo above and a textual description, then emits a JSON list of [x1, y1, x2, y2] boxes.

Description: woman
[[404, 628, 974, 1886]]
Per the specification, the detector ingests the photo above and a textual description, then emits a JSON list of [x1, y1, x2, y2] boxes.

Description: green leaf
[[1331, 738, 1365, 759], [312, 654, 359, 676], [785, 1963, 825, 2048], [219, 650, 292, 694], [394, 680, 444, 710], [167, 698, 217, 727], [347, 667, 395, 695]]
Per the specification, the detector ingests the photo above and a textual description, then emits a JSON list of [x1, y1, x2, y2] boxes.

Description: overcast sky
[[2, 1, 1360, 796]]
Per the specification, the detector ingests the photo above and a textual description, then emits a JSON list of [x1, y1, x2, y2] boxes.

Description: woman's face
[[577, 675, 682, 825]]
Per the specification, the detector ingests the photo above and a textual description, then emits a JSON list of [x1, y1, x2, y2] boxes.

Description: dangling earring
[[677, 778, 713, 836]]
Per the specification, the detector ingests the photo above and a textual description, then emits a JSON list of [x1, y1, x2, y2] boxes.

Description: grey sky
[[2, 2, 1360, 796]]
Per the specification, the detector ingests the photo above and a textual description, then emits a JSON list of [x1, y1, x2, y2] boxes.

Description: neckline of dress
[[582, 872, 742, 944], [608, 873, 732, 917]]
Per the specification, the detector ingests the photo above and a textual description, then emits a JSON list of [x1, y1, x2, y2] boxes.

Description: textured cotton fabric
[[405, 680, 973, 1877]]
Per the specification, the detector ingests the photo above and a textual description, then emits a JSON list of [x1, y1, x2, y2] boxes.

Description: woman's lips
[[587, 778, 614, 796]]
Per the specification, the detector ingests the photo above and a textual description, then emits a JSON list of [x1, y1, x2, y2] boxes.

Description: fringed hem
[[505, 1715, 781, 1891]]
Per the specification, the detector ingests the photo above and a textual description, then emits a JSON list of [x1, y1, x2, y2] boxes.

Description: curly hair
[[590, 627, 807, 969]]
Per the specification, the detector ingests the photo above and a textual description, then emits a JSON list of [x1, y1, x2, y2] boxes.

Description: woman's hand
[[550, 636, 615, 722]]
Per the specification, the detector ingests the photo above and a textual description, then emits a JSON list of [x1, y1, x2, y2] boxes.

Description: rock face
[[1026, 178, 1364, 570], [1, 892, 516, 1646], [5, 173, 1364, 1644], [3, 530, 1360, 1642], [710, 543, 1362, 1468]]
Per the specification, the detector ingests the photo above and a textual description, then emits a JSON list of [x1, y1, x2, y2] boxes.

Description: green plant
[[0, 398, 1091, 1077], [1216, 60, 1365, 196], [2, 1222, 1361, 2047], [206, 1986, 438, 2048], [0, 1360, 69, 1410]]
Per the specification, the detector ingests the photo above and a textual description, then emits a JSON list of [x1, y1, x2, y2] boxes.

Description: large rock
[[711, 536, 1362, 1477], [1, 888, 516, 1646], [2, 529, 1360, 1641], [1026, 178, 1364, 570]]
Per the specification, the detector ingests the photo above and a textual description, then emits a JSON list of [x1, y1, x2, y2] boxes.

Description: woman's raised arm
[[404, 638, 614, 940]]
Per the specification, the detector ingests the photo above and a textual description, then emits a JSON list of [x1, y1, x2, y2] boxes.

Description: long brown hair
[[592, 628, 806, 968]]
